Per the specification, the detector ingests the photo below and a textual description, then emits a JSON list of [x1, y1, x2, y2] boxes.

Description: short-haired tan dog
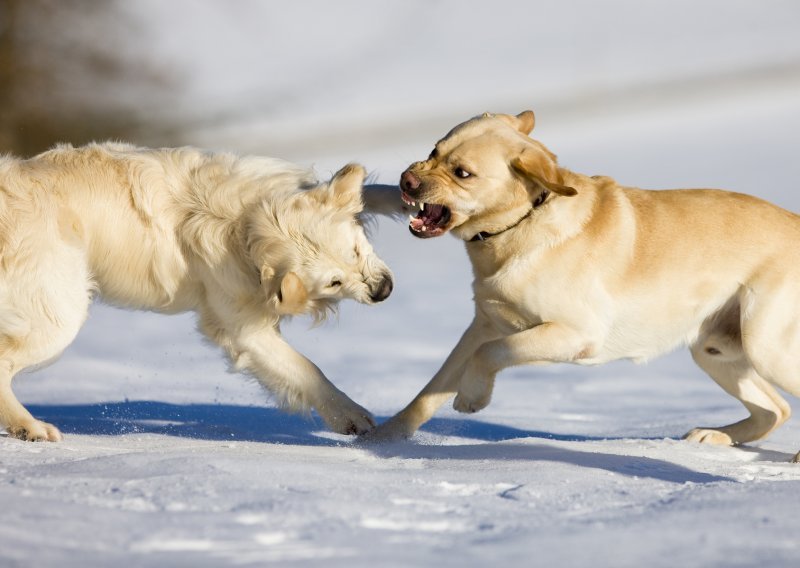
[[0, 142, 395, 441], [369, 110, 800, 462]]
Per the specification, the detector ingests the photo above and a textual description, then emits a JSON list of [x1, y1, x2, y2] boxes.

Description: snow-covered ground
[[3, 2, 800, 566]]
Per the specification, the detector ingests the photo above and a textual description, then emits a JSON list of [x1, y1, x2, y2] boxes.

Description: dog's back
[[0, 143, 317, 310]]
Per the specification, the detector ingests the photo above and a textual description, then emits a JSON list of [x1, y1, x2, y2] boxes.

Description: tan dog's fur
[[0, 142, 395, 441], [370, 111, 800, 462]]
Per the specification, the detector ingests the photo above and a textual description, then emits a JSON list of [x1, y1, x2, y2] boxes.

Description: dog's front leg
[[454, 322, 594, 413], [232, 329, 375, 435], [363, 316, 499, 441]]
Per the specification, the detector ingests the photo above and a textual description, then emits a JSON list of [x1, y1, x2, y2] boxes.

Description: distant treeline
[[0, 0, 181, 156]]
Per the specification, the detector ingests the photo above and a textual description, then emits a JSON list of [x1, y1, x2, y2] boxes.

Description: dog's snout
[[370, 274, 393, 303], [400, 171, 421, 194]]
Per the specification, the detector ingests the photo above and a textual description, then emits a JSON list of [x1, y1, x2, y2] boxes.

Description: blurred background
[[3, 0, 800, 425], [4, 0, 800, 180]]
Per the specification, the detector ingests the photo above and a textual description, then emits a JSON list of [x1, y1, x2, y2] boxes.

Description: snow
[[3, 2, 800, 566]]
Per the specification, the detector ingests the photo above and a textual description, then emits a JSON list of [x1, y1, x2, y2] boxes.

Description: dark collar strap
[[469, 190, 548, 242]]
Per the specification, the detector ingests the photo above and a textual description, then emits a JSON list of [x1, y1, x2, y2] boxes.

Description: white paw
[[316, 398, 375, 436], [453, 382, 492, 414], [683, 428, 733, 446], [7, 419, 63, 442], [452, 392, 490, 413], [359, 419, 413, 444], [453, 365, 494, 414]]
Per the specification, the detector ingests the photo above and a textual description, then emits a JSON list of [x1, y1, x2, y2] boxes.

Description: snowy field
[[3, 2, 800, 566]]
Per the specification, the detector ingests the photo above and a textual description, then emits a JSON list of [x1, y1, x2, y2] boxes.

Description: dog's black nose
[[400, 171, 420, 194], [370, 275, 393, 303]]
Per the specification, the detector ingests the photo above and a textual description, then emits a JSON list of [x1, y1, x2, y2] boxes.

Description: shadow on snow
[[25, 401, 619, 445], [18, 401, 734, 484]]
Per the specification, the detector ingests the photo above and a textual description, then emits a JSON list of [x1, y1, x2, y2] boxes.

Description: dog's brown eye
[[329, 279, 342, 288], [454, 167, 471, 179]]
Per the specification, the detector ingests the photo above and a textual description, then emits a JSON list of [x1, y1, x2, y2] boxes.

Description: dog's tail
[[361, 183, 412, 221]]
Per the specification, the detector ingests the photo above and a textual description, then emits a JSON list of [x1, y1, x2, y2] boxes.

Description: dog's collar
[[468, 190, 548, 243]]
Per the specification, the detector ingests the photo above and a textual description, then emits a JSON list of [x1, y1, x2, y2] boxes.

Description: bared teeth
[[419, 202, 425, 211]]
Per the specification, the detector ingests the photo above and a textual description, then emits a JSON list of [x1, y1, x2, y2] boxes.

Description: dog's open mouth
[[402, 192, 451, 238]]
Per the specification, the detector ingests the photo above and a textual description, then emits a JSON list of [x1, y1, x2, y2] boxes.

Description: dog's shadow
[[27, 401, 605, 446], [26, 401, 334, 447], [22, 401, 734, 483]]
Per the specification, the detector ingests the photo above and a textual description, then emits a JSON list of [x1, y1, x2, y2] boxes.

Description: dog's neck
[[467, 190, 549, 243]]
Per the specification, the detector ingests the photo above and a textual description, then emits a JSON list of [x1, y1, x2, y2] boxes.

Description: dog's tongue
[[410, 203, 447, 232], [410, 216, 426, 232], [423, 203, 446, 222]]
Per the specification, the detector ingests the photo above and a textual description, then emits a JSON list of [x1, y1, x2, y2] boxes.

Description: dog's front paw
[[453, 369, 493, 414], [316, 398, 375, 436], [683, 428, 734, 446], [453, 389, 491, 414], [6, 419, 63, 442], [359, 417, 414, 444]]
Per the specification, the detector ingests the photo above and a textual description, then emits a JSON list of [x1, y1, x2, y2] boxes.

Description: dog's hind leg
[[685, 343, 790, 447], [684, 297, 791, 448], [0, 303, 89, 442], [0, 359, 63, 441], [733, 280, 800, 461], [0, 237, 91, 441]]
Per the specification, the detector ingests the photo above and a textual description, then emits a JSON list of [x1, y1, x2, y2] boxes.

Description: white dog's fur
[[369, 111, 800, 462], [0, 142, 395, 441]]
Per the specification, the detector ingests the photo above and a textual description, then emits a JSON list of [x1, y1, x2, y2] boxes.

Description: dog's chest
[[480, 298, 537, 334], [472, 247, 597, 336], [474, 273, 547, 334]]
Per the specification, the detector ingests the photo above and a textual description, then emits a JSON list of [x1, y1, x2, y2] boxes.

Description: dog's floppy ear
[[247, 200, 310, 314], [511, 151, 577, 198], [276, 271, 309, 316], [496, 110, 536, 135], [254, 237, 292, 297], [310, 163, 366, 216]]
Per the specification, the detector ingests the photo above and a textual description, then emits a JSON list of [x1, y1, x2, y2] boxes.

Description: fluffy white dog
[[0, 142, 395, 441]]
